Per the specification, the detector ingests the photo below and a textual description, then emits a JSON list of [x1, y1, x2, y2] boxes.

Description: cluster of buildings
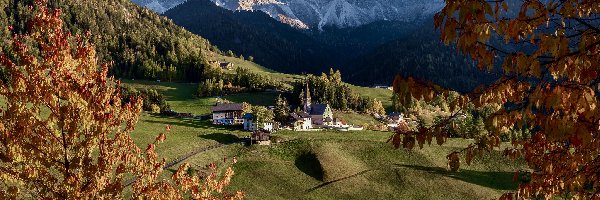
[[288, 84, 348, 130], [383, 112, 406, 128], [210, 84, 351, 133], [208, 84, 415, 144]]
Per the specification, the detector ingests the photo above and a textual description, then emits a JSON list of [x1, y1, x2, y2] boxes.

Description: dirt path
[[123, 140, 245, 187]]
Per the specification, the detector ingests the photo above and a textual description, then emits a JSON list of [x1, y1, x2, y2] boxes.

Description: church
[[300, 83, 334, 126]]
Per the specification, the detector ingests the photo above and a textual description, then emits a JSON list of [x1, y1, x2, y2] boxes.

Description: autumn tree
[[274, 95, 290, 123], [0, 1, 243, 199], [391, 0, 600, 199], [250, 106, 275, 129]]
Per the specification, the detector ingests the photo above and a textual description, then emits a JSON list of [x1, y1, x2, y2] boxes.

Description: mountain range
[[132, 0, 444, 29], [163, 0, 418, 75], [156, 0, 497, 91]]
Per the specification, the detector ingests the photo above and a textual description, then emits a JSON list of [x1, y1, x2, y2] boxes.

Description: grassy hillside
[[117, 79, 526, 199], [227, 131, 524, 199], [121, 79, 279, 115], [209, 55, 394, 111]]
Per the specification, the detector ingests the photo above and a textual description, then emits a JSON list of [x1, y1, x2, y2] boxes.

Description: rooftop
[[212, 103, 245, 112], [290, 112, 311, 120], [310, 104, 329, 115]]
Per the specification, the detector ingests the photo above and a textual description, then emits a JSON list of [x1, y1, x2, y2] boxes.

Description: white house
[[331, 118, 348, 128], [289, 112, 312, 130], [386, 112, 405, 128], [212, 103, 245, 125]]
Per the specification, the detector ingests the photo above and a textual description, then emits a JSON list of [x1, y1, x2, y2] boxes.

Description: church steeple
[[302, 82, 311, 113]]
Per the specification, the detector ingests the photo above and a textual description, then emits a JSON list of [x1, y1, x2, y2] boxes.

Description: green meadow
[[121, 78, 525, 200]]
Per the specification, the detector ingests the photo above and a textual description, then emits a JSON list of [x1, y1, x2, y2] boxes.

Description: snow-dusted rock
[[132, 0, 444, 30]]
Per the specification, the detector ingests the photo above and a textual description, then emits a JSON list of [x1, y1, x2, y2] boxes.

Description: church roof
[[310, 104, 329, 115], [290, 112, 311, 120]]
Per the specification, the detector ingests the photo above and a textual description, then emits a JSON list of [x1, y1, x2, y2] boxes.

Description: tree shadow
[[395, 164, 518, 190], [120, 79, 197, 102], [144, 114, 242, 131], [306, 169, 377, 192], [295, 152, 324, 181], [198, 133, 241, 144]]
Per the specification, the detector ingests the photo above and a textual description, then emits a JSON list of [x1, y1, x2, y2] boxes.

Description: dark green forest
[[344, 20, 500, 92], [289, 69, 385, 115]]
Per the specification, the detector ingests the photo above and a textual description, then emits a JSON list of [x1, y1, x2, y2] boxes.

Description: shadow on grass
[[144, 114, 243, 131], [395, 164, 518, 190], [199, 133, 241, 144], [306, 169, 377, 192], [121, 79, 197, 102], [223, 92, 279, 106], [295, 152, 324, 181]]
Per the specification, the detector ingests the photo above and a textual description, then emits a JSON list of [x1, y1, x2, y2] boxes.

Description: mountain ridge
[[132, 0, 444, 29]]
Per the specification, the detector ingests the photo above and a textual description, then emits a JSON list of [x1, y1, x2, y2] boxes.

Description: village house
[[243, 113, 274, 132], [251, 130, 271, 145], [289, 112, 312, 130], [220, 62, 234, 70], [386, 112, 406, 128], [330, 118, 348, 128], [211, 103, 245, 125]]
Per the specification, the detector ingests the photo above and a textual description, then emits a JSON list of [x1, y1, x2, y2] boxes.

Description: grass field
[[335, 111, 381, 126], [226, 131, 525, 200], [117, 78, 527, 199]]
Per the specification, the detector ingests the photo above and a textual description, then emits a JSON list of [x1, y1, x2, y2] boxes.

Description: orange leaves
[[447, 152, 460, 172], [464, 145, 475, 165], [389, 121, 426, 151], [441, 19, 458, 45], [501, 1, 508, 12], [435, 127, 446, 146], [428, 0, 600, 198], [0, 1, 243, 199], [499, 192, 514, 200], [503, 148, 521, 160], [391, 133, 402, 149], [402, 135, 416, 150]]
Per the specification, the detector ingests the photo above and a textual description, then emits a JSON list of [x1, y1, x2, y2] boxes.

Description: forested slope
[[1, 0, 219, 82]]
